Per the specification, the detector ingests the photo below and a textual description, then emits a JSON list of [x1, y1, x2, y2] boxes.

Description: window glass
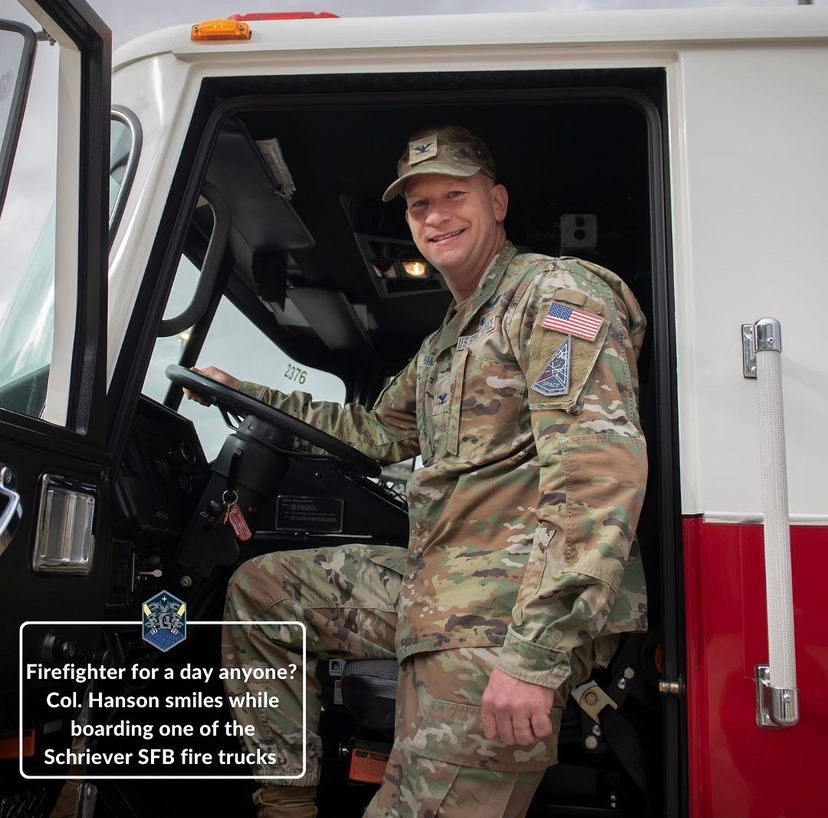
[[0, 8, 58, 416], [183, 299, 345, 460], [143, 257, 345, 461], [0, 65, 137, 417], [0, 106, 138, 418], [0, 20, 34, 209]]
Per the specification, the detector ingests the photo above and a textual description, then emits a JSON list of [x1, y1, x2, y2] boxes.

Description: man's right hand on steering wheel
[[183, 366, 242, 405]]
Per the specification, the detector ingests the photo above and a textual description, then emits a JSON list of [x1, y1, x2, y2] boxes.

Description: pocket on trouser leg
[[363, 752, 461, 818], [365, 756, 540, 818], [363, 697, 562, 818], [412, 697, 562, 772], [442, 764, 545, 818]]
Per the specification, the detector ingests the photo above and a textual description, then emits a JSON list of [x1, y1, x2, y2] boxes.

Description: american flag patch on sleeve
[[542, 302, 604, 341]]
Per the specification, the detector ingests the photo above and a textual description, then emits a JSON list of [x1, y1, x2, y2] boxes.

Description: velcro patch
[[527, 293, 609, 412], [409, 134, 438, 166], [532, 336, 571, 397]]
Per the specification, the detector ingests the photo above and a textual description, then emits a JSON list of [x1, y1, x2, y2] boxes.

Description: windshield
[[142, 254, 345, 461]]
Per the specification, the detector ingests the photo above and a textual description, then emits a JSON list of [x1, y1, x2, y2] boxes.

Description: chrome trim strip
[[702, 512, 828, 526]]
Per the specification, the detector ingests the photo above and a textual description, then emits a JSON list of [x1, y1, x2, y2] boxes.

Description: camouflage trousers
[[222, 544, 576, 818]]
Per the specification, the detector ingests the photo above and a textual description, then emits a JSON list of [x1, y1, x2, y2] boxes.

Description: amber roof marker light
[[191, 13, 338, 43], [191, 19, 252, 42]]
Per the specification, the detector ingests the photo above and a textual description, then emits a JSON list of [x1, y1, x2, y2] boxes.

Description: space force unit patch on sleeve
[[532, 336, 571, 397]]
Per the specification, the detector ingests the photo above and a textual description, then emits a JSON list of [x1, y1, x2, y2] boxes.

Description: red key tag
[[221, 489, 252, 542], [226, 502, 252, 542]]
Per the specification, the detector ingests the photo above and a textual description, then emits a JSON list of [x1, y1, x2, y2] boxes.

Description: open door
[[0, 0, 110, 798]]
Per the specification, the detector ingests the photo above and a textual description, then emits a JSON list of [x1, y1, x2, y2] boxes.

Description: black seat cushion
[[341, 659, 399, 732]]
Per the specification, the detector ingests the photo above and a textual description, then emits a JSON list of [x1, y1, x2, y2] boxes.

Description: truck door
[[0, 0, 111, 761]]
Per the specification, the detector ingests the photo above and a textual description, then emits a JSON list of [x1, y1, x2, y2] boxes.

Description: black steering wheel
[[166, 364, 381, 478]]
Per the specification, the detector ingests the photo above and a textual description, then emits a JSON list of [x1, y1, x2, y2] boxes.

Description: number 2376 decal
[[284, 364, 307, 385]]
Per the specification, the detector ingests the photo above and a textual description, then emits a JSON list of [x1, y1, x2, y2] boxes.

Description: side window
[[143, 253, 345, 461], [0, 97, 139, 419], [0, 19, 35, 212], [0, 11, 60, 419]]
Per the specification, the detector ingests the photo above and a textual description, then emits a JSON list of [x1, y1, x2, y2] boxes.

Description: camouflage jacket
[[240, 242, 648, 691]]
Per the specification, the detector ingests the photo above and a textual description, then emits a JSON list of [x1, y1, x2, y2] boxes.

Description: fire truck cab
[[0, 2, 826, 816]]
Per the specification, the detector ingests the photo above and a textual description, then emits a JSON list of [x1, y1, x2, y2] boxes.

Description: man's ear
[[491, 183, 509, 221]]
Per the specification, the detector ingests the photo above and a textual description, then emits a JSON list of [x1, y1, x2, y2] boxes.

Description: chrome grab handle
[[0, 465, 22, 557], [743, 318, 799, 728]]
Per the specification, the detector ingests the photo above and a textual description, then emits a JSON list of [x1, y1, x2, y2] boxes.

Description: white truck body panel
[[107, 7, 828, 519]]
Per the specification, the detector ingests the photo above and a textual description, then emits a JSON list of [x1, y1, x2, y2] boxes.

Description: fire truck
[[0, 2, 826, 816]]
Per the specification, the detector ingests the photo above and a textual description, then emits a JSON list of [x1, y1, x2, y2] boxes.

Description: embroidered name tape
[[542, 302, 604, 341], [457, 316, 496, 351]]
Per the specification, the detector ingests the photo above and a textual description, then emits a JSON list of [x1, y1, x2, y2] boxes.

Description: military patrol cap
[[382, 125, 496, 202]]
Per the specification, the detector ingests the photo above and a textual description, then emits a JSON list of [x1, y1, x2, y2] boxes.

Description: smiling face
[[404, 172, 508, 302]]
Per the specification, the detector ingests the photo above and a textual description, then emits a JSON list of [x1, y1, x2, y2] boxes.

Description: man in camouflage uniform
[[197, 125, 648, 818]]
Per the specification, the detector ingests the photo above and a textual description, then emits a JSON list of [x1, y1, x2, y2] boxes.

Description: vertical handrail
[[752, 318, 798, 727]]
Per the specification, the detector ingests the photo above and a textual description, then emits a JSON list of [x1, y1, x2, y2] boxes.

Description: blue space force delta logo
[[142, 591, 187, 652]]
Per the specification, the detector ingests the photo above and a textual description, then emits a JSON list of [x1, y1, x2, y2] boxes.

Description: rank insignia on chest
[[542, 301, 604, 341], [532, 336, 571, 397]]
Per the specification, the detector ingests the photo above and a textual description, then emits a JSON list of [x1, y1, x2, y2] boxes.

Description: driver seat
[[341, 659, 398, 734]]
